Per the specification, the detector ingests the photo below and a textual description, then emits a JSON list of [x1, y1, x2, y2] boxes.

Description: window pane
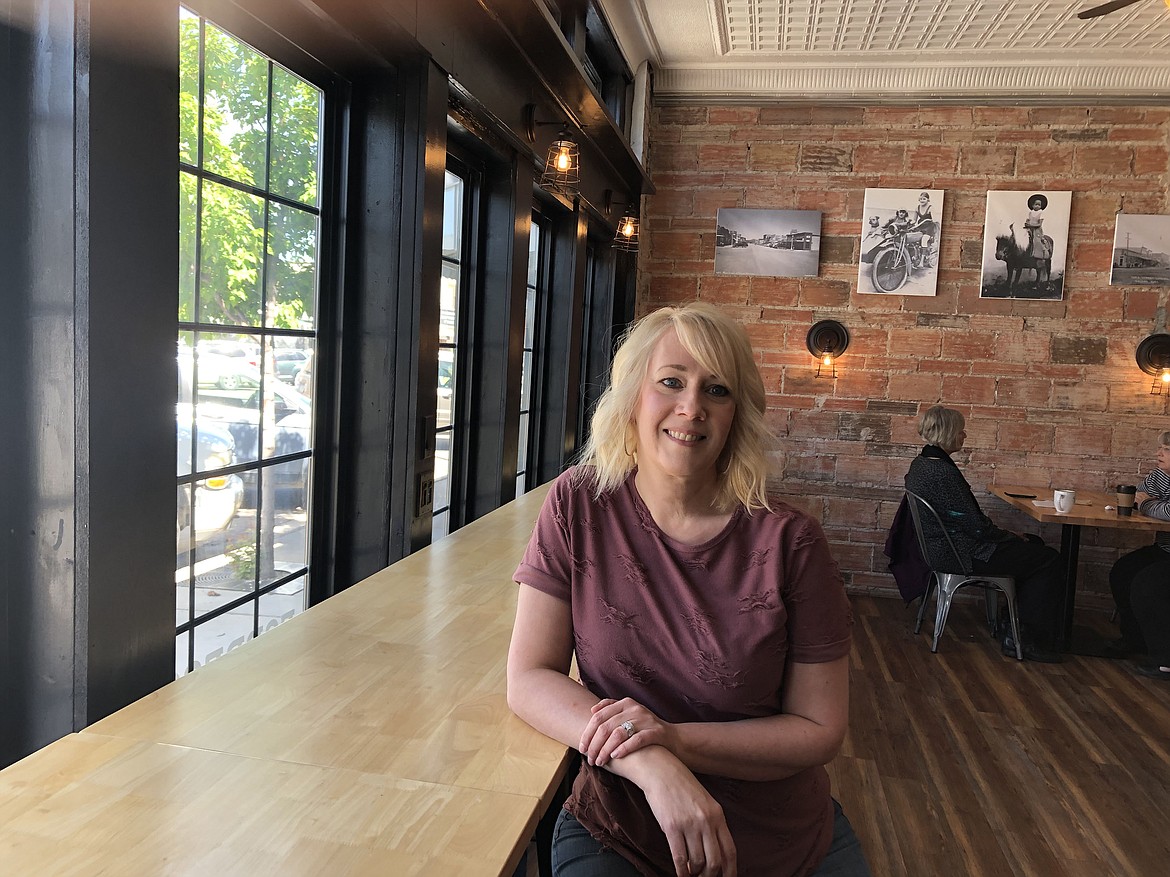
[[218, 503, 260, 592], [259, 504, 308, 588], [439, 261, 459, 344], [437, 348, 454, 431], [518, 411, 529, 473], [259, 583, 306, 639], [179, 12, 199, 166], [432, 509, 449, 541], [198, 179, 265, 326], [269, 65, 320, 207], [433, 444, 451, 512], [267, 202, 318, 329], [179, 172, 197, 322], [202, 25, 269, 189], [527, 222, 541, 286], [194, 604, 256, 668], [524, 284, 537, 348], [442, 172, 463, 258], [175, 631, 191, 679], [521, 350, 532, 409]]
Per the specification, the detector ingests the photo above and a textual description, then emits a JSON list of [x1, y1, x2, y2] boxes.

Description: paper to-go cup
[[1116, 484, 1137, 516], [1053, 489, 1076, 514]]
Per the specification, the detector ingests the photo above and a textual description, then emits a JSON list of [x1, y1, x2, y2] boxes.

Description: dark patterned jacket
[[904, 444, 1015, 569]]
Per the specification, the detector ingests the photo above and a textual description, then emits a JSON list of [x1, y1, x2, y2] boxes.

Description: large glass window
[[177, 8, 323, 676], [517, 212, 550, 497], [433, 168, 466, 540]]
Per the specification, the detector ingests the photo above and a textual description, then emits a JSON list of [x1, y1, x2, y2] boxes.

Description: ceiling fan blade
[[1077, 0, 1145, 19]]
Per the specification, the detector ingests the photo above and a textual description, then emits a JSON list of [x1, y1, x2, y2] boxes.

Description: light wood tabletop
[[989, 484, 1170, 534], [0, 733, 540, 876], [2, 481, 568, 876], [86, 481, 568, 802]]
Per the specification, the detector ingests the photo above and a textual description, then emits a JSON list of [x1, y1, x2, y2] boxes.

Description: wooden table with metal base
[[990, 485, 1170, 653]]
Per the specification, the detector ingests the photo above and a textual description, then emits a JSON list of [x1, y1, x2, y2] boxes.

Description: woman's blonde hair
[[576, 302, 771, 511], [918, 405, 965, 449]]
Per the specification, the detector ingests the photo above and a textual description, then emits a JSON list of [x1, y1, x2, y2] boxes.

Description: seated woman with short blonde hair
[[905, 405, 1063, 663]]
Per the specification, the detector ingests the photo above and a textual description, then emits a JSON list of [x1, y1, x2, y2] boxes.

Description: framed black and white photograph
[[1111, 214, 1170, 287], [714, 208, 821, 277], [857, 188, 943, 296], [979, 190, 1072, 300]]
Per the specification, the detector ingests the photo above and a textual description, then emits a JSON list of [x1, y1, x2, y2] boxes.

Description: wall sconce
[[806, 319, 850, 378], [604, 189, 640, 252], [523, 104, 580, 198], [1136, 332, 1170, 395], [612, 212, 640, 251], [541, 132, 580, 197]]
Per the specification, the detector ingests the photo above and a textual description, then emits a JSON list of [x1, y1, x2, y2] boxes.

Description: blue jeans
[[551, 799, 871, 876]]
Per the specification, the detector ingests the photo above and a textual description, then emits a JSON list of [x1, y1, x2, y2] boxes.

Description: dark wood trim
[[533, 207, 589, 482], [401, 62, 450, 555], [463, 154, 533, 521]]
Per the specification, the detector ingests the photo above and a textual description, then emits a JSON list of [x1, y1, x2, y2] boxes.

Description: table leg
[[1056, 523, 1081, 651]]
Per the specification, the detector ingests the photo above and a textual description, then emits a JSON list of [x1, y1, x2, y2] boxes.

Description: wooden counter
[[0, 482, 568, 876]]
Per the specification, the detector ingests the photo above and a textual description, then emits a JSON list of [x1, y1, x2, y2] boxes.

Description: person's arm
[[581, 655, 849, 782], [507, 585, 738, 877], [1138, 470, 1170, 519]]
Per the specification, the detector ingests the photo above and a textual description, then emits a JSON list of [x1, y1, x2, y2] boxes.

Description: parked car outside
[[274, 349, 310, 382], [183, 348, 262, 391], [197, 381, 312, 509], [179, 351, 310, 509], [177, 417, 244, 544]]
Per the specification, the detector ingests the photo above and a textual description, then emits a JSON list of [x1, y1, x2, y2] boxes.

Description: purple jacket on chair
[[884, 495, 932, 603]]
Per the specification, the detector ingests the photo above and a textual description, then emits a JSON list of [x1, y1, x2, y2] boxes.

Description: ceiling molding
[[605, 0, 1170, 104], [654, 61, 1170, 103]]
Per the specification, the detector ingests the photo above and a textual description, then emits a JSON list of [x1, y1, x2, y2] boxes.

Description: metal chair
[[904, 490, 1023, 660]]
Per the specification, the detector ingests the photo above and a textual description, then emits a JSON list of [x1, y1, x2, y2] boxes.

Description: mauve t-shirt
[[514, 468, 853, 877]]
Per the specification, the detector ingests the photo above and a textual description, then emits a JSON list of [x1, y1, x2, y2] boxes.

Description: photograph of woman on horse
[[980, 190, 1071, 300]]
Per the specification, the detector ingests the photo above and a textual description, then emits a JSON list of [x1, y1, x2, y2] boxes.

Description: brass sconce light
[[806, 320, 850, 378], [524, 104, 580, 198], [1136, 332, 1170, 395]]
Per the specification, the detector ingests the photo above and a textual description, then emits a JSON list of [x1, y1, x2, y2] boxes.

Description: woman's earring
[[624, 433, 637, 459]]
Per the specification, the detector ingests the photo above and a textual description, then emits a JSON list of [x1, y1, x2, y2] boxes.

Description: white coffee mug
[[1053, 489, 1076, 513]]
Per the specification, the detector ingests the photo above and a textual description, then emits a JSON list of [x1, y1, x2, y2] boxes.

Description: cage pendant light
[[541, 131, 580, 197], [613, 212, 639, 251]]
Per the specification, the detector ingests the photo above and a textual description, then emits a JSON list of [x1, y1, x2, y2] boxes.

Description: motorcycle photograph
[[859, 211, 936, 294]]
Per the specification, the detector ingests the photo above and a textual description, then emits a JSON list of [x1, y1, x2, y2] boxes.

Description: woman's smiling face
[[633, 328, 736, 483]]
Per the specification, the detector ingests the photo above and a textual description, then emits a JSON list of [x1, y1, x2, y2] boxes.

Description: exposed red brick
[[959, 145, 1016, 175], [1134, 145, 1170, 176], [1075, 145, 1133, 176], [1126, 290, 1160, 320], [708, 107, 759, 125], [749, 142, 801, 171], [1015, 144, 1075, 176], [698, 143, 749, 172], [641, 101, 1168, 608]]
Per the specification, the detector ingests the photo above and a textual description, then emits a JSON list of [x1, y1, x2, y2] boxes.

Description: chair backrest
[[904, 490, 971, 575]]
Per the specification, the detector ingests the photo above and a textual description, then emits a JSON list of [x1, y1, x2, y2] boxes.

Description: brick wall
[[641, 104, 1170, 606]]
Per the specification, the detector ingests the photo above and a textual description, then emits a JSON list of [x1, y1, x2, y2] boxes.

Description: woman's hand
[[580, 697, 678, 767], [636, 751, 737, 877]]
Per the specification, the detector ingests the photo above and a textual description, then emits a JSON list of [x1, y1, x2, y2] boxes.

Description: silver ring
[[620, 720, 635, 739]]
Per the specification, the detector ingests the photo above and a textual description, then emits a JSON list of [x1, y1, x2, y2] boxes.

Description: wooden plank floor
[[830, 596, 1170, 877]]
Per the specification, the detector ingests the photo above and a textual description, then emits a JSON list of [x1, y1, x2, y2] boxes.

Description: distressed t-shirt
[[514, 468, 853, 877]]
